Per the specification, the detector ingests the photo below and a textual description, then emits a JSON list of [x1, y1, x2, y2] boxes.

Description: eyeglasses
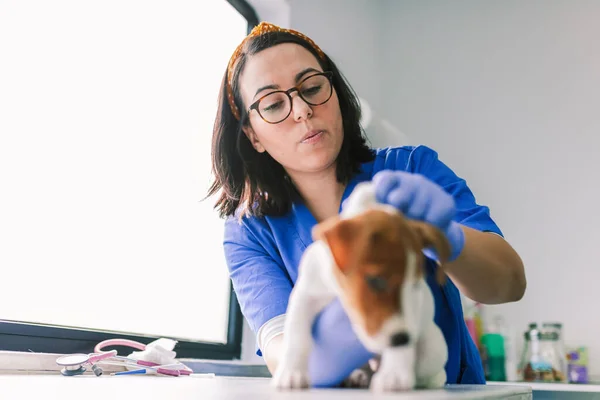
[[247, 71, 333, 124]]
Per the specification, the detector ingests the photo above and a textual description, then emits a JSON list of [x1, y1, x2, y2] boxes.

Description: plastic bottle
[[519, 322, 566, 382], [480, 332, 506, 381]]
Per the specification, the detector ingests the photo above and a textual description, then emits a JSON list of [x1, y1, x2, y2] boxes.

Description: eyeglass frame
[[246, 71, 334, 124]]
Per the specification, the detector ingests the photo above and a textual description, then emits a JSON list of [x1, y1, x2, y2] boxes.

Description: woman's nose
[[291, 95, 313, 122]]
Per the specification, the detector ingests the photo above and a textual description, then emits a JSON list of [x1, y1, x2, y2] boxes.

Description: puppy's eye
[[370, 231, 383, 243], [365, 275, 388, 292]]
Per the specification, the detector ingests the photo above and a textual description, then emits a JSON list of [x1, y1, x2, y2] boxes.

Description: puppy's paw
[[370, 368, 415, 392], [342, 366, 373, 388], [270, 365, 310, 390], [417, 370, 446, 389]]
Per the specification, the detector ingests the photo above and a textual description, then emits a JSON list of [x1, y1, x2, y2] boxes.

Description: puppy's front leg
[[271, 290, 331, 389], [415, 322, 448, 389], [370, 345, 416, 392], [271, 242, 335, 390]]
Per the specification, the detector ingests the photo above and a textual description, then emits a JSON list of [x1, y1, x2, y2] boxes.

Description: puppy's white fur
[[271, 182, 448, 392]]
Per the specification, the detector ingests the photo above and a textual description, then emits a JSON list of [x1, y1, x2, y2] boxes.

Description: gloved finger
[[424, 192, 456, 229], [372, 171, 400, 203], [445, 221, 465, 261], [406, 185, 431, 221], [385, 181, 417, 212]]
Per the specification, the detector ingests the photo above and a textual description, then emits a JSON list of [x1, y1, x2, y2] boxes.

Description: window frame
[[227, 0, 259, 33], [0, 0, 259, 361]]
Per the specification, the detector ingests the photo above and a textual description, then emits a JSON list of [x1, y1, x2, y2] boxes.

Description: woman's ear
[[242, 124, 266, 153]]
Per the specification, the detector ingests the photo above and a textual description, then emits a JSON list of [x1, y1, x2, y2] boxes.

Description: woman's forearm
[[445, 225, 526, 304]]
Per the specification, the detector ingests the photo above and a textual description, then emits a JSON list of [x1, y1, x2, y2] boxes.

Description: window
[[0, 0, 258, 359]]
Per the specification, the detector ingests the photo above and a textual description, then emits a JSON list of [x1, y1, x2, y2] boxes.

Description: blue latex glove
[[308, 299, 374, 387], [372, 170, 465, 261]]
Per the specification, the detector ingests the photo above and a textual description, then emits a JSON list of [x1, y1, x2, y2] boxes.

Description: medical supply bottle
[[541, 322, 568, 381], [519, 323, 567, 382], [480, 332, 506, 381]]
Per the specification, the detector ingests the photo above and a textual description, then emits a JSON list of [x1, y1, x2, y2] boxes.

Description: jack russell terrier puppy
[[271, 181, 451, 392]]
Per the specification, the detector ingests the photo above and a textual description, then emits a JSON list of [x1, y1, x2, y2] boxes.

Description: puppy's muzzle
[[390, 331, 410, 347]]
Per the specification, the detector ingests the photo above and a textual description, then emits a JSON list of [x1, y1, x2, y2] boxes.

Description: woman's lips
[[301, 130, 324, 144]]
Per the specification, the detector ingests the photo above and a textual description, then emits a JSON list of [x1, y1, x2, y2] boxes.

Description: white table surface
[[0, 374, 532, 400], [489, 381, 600, 393]]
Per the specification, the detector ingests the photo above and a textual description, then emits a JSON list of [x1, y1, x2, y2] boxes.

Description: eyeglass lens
[[257, 74, 332, 123]]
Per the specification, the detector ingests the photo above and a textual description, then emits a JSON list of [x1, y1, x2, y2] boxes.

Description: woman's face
[[238, 43, 344, 178]]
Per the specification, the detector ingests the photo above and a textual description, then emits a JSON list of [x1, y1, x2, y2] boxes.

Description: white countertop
[[0, 374, 532, 400], [488, 380, 600, 393]]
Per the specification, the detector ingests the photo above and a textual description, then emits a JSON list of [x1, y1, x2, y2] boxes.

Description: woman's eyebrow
[[253, 83, 279, 99], [252, 67, 322, 100], [294, 67, 320, 83]]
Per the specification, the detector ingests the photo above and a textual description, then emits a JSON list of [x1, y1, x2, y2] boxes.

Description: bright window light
[[0, 0, 247, 344]]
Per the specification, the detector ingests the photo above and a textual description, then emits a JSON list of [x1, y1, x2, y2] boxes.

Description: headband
[[226, 21, 326, 120]]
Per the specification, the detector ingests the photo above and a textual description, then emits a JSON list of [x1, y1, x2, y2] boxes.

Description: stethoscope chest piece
[[60, 365, 86, 376], [56, 353, 89, 377]]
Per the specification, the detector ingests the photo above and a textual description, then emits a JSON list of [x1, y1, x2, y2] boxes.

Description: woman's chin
[[300, 154, 339, 174]]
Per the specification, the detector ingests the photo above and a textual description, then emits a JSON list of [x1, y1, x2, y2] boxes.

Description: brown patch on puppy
[[405, 219, 451, 285], [312, 208, 451, 337]]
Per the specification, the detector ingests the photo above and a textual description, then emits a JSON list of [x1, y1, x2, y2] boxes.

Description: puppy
[[271, 182, 450, 392]]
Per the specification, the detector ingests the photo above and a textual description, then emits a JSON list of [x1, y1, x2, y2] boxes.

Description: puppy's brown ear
[[407, 220, 451, 285], [312, 216, 357, 273]]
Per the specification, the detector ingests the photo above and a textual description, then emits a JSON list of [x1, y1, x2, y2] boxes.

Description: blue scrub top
[[223, 145, 503, 385]]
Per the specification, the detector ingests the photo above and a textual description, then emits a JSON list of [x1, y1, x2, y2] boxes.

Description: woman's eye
[[262, 101, 283, 112], [302, 85, 322, 96]]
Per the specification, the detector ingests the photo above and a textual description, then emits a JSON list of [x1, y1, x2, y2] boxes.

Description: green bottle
[[481, 333, 506, 381]]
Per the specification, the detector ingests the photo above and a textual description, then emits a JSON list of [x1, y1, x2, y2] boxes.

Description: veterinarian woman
[[208, 22, 526, 387]]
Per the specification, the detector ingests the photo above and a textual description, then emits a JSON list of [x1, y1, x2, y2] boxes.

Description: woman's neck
[[287, 166, 345, 223]]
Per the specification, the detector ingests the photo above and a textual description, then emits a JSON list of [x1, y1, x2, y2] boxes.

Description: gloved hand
[[308, 299, 374, 387], [372, 170, 465, 261]]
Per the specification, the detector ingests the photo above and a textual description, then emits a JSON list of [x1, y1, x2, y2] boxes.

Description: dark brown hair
[[207, 31, 374, 219]]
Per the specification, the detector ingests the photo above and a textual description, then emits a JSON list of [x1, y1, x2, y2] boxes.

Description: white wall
[[289, 0, 384, 117], [241, 0, 600, 376]]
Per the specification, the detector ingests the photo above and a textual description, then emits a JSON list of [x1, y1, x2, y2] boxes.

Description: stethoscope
[[55, 338, 192, 377]]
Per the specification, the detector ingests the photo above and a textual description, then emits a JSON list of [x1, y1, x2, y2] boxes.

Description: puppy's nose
[[390, 331, 410, 347]]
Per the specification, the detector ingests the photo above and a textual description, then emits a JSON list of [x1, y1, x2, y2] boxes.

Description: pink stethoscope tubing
[[94, 338, 191, 376], [94, 338, 146, 354]]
